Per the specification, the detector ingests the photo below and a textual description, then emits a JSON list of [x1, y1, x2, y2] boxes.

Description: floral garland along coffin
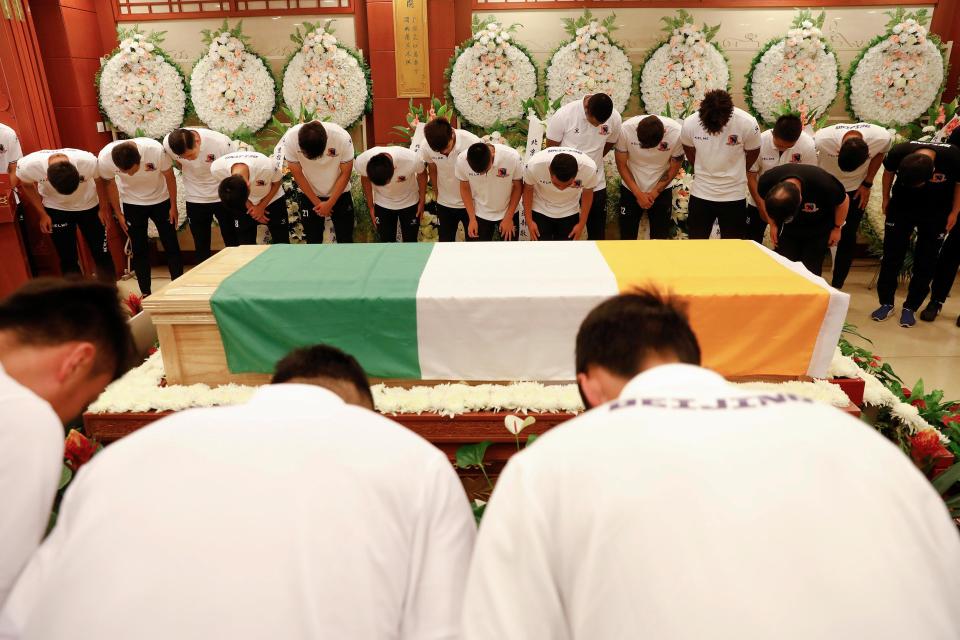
[[638, 11, 729, 118], [448, 20, 538, 129], [282, 21, 370, 129], [746, 11, 839, 127], [846, 11, 945, 128], [545, 13, 633, 113], [190, 23, 277, 134], [98, 28, 187, 139]]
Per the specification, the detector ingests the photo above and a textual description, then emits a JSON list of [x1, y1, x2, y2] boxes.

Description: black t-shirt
[[757, 164, 846, 230], [883, 141, 960, 210]]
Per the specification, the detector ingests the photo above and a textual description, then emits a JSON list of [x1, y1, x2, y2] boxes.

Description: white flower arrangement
[[97, 27, 187, 139], [447, 17, 538, 129], [638, 10, 729, 118], [190, 21, 276, 135], [545, 12, 632, 112], [746, 11, 839, 127], [846, 9, 946, 128], [281, 20, 371, 130]]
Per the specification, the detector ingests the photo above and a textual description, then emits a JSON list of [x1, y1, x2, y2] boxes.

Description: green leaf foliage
[[455, 441, 492, 470]]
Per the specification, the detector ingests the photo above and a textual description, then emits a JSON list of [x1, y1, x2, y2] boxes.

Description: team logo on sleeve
[[255, 179, 266, 186], [0, 144, 5, 153], [931, 172, 947, 183], [574, 179, 583, 188], [599, 125, 610, 135], [791, 153, 802, 162], [802, 202, 819, 213], [397, 175, 407, 183], [726, 135, 740, 146], [327, 148, 338, 158], [497, 167, 508, 177], [657, 141, 670, 151], [145, 162, 156, 171], [205, 154, 216, 163]]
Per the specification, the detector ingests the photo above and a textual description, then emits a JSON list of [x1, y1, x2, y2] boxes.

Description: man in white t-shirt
[[0, 279, 133, 612], [455, 142, 523, 241], [680, 89, 761, 239], [0, 123, 23, 189], [746, 114, 818, 245], [815, 122, 892, 289], [211, 145, 289, 245], [522, 147, 598, 241], [98, 138, 182, 297], [283, 120, 356, 243], [614, 114, 683, 240], [546, 94, 621, 240], [462, 290, 960, 640], [422, 118, 481, 242], [16, 149, 115, 281], [163, 128, 236, 263], [355, 146, 426, 243], [1, 344, 475, 640]]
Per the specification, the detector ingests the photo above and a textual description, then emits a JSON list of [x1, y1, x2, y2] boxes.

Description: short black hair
[[272, 344, 374, 408], [897, 151, 935, 188], [764, 181, 802, 225], [838, 136, 869, 172], [549, 153, 578, 182], [698, 89, 734, 135], [424, 118, 454, 153], [772, 115, 803, 144], [636, 116, 666, 149], [366, 153, 395, 186], [576, 289, 701, 377], [298, 121, 328, 160], [111, 142, 141, 172], [466, 142, 492, 173], [167, 129, 196, 156], [0, 277, 134, 381], [218, 175, 250, 213], [586, 93, 614, 124], [948, 126, 960, 149], [47, 161, 81, 195]]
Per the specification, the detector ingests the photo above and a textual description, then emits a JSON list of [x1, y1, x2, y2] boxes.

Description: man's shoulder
[[0, 377, 62, 448]]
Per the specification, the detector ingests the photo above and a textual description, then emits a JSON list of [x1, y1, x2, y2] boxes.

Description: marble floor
[[119, 256, 960, 399]]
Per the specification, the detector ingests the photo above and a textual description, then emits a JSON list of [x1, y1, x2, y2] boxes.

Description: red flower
[[902, 387, 912, 399], [910, 430, 955, 477], [943, 414, 960, 426], [64, 429, 98, 471], [912, 398, 927, 409], [948, 404, 960, 413], [124, 293, 143, 316]]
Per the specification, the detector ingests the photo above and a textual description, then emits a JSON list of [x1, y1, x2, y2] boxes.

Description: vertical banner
[[394, 0, 430, 98]]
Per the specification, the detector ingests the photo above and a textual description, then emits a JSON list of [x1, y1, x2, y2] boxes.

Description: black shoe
[[920, 302, 942, 322]]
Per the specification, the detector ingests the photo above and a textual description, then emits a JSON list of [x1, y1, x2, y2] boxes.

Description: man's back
[[3, 384, 475, 640], [463, 364, 960, 640]]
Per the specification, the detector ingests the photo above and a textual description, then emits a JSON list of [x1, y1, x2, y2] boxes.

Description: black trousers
[[930, 225, 960, 305], [476, 212, 520, 241], [619, 188, 671, 240], [777, 225, 830, 277], [586, 188, 607, 240], [877, 201, 947, 309], [236, 198, 290, 245], [437, 204, 477, 242], [375, 204, 419, 243], [187, 201, 237, 265], [687, 196, 745, 239], [300, 191, 355, 244], [532, 211, 579, 241], [123, 200, 184, 296], [745, 204, 767, 244], [46, 205, 115, 282], [831, 191, 865, 289]]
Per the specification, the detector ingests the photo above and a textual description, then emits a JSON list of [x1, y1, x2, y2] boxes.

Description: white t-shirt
[[815, 123, 893, 192], [680, 107, 761, 202], [747, 130, 818, 206], [210, 147, 285, 206], [163, 128, 233, 204], [282, 121, 355, 199], [355, 146, 424, 210], [462, 363, 960, 640], [16, 149, 99, 211], [0, 363, 63, 611], [545, 98, 621, 191], [614, 115, 684, 192], [0, 385, 476, 640], [454, 143, 523, 222], [523, 147, 599, 219], [0, 123, 23, 170], [98, 138, 172, 206], [421, 128, 481, 208]]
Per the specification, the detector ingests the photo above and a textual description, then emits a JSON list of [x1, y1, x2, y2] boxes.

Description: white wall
[[476, 7, 937, 121]]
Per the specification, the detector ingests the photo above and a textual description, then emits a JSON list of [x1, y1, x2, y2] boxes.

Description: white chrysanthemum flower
[[639, 25, 729, 116], [748, 35, 839, 125]]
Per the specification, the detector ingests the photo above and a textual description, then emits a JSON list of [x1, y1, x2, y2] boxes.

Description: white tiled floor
[[120, 256, 960, 398]]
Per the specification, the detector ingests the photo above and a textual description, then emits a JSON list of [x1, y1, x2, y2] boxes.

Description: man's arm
[[570, 188, 593, 239], [248, 181, 281, 223], [881, 169, 894, 218], [682, 145, 696, 166], [522, 183, 538, 241], [650, 158, 682, 200], [501, 179, 522, 240], [288, 161, 323, 210], [602, 141, 616, 157], [17, 181, 50, 233], [461, 180, 478, 238], [947, 183, 960, 232], [856, 153, 885, 209], [416, 171, 427, 220], [747, 171, 777, 246], [427, 162, 439, 210], [544, 139, 560, 149], [161, 169, 178, 224], [745, 148, 761, 175], [324, 160, 354, 214], [829, 194, 850, 247], [361, 175, 375, 226], [7, 162, 18, 190], [96, 178, 127, 232], [615, 151, 650, 208]]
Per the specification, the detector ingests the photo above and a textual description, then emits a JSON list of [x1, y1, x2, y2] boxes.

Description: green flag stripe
[[210, 243, 434, 378]]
